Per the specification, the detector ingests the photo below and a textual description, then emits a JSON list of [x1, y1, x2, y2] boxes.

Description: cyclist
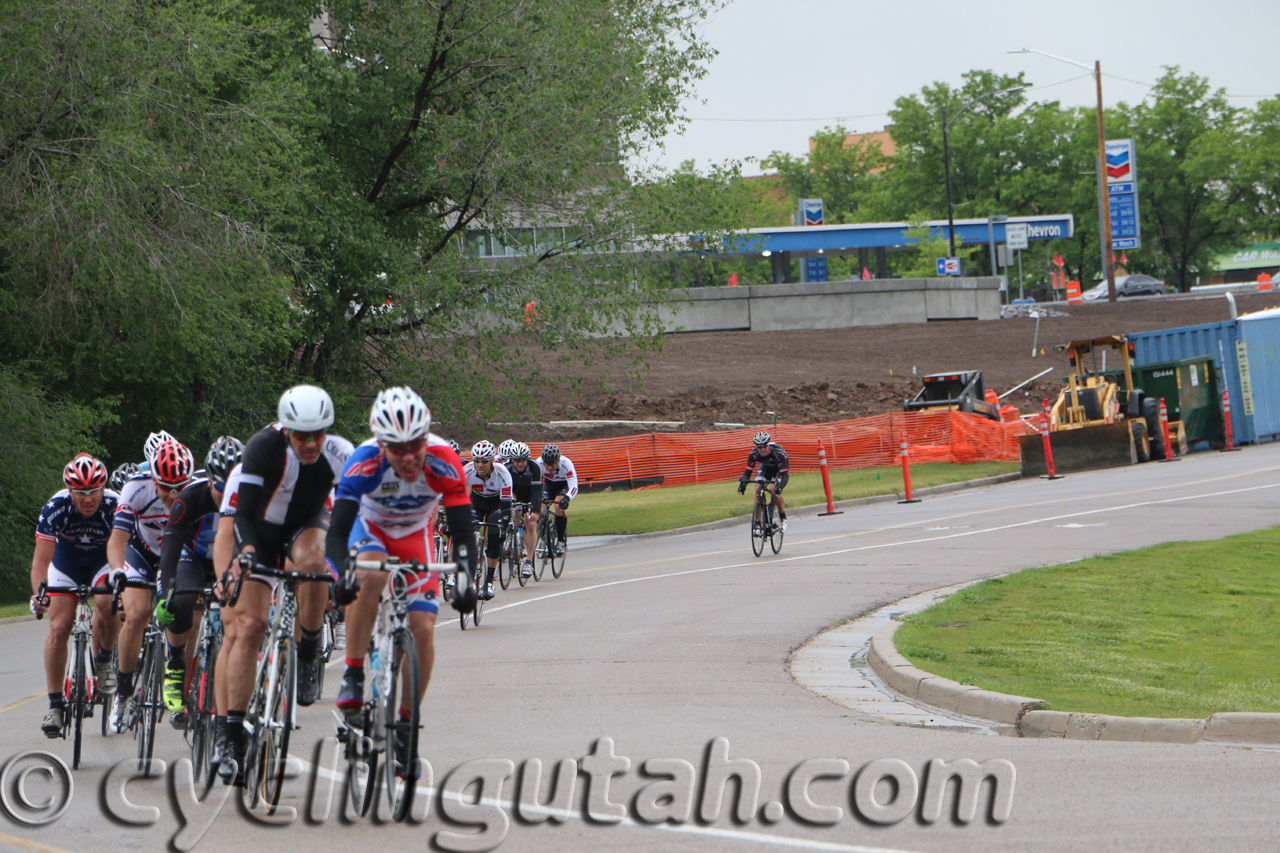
[[31, 454, 119, 737], [496, 439, 517, 465], [737, 431, 789, 532], [153, 436, 243, 722], [138, 430, 178, 475], [219, 385, 353, 784], [109, 463, 140, 493], [463, 440, 512, 600], [107, 440, 195, 733], [502, 442, 543, 576], [540, 444, 577, 555], [324, 387, 477, 778]]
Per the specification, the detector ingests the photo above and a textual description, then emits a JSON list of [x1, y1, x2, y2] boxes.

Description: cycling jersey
[[113, 473, 172, 563], [542, 456, 579, 500], [36, 489, 120, 584], [741, 443, 790, 490], [233, 424, 353, 562], [158, 478, 221, 588], [503, 458, 544, 511], [333, 436, 470, 537], [325, 435, 473, 614], [465, 461, 514, 505]]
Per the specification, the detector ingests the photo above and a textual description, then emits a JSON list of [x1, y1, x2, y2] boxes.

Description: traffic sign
[[936, 257, 962, 276], [1005, 222, 1028, 250]]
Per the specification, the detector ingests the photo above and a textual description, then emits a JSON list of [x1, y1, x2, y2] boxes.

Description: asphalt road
[[2, 444, 1279, 853]]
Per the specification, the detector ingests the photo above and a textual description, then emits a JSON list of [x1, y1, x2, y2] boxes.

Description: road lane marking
[[490, 480, 1280, 616], [0, 694, 42, 715], [0, 832, 79, 853]]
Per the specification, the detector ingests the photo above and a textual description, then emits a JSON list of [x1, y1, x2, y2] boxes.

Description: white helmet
[[278, 385, 335, 431], [470, 440, 496, 461], [144, 430, 178, 463], [496, 439, 517, 459], [369, 387, 431, 443]]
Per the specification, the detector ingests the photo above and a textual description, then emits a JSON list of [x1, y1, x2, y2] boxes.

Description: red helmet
[[63, 454, 108, 491], [151, 440, 195, 488]]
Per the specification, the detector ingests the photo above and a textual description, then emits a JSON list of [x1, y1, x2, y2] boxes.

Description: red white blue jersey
[[36, 489, 120, 575], [463, 460, 513, 501], [542, 456, 579, 499], [336, 435, 470, 535], [114, 474, 170, 557]]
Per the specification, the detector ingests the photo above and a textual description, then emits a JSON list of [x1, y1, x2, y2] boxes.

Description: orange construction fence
[[522, 411, 1026, 491]]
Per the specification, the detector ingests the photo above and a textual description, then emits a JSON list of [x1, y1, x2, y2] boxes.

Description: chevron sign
[[1105, 139, 1136, 184]]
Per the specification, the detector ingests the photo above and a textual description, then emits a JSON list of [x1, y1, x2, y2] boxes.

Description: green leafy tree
[[762, 125, 887, 224], [1109, 68, 1249, 290]]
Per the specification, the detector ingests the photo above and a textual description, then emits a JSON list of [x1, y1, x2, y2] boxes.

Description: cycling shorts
[[46, 560, 111, 597], [349, 515, 440, 616]]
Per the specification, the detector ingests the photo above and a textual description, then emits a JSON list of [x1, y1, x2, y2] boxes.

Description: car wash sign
[[1106, 139, 1141, 250]]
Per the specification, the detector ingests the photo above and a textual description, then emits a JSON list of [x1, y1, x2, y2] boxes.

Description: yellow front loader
[[1020, 335, 1175, 477]]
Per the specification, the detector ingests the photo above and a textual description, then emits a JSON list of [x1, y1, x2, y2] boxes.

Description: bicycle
[[499, 503, 530, 589], [111, 578, 166, 774], [749, 476, 784, 557], [535, 508, 566, 579], [462, 518, 502, 629], [225, 557, 333, 812], [337, 553, 467, 821], [181, 582, 224, 788], [35, 580, 115, 769]]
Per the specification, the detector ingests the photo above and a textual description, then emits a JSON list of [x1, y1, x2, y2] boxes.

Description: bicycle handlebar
[[35, 580, 117, 619]]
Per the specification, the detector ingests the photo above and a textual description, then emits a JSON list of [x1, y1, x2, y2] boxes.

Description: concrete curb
[[868, 596, 1280, 746], [576, 472, 1023, 550], [0, 614, 35, 625]]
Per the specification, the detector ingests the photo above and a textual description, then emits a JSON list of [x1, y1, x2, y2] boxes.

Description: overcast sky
[[648, 0, 1280, 175]]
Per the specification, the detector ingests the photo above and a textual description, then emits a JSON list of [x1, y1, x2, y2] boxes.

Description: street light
[[1009, 48, 1116, 302], [942, 86, 1027, 257]]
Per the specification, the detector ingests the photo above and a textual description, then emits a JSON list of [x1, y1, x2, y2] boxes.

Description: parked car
[[1082, 274, 1168, 301]]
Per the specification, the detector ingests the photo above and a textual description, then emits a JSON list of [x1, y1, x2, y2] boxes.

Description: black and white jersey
[[503, 458, 544, 509], [232, 424, 353, 551]]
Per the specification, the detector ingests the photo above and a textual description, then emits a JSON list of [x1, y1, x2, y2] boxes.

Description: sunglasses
[[384, 438, 427, 455], [69, 488, 102, 498], [288, 429, 327, 445], [154, 480, 190, 494]]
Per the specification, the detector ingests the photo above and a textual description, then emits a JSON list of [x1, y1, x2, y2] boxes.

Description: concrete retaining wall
[[655, 276, 1002, 333]]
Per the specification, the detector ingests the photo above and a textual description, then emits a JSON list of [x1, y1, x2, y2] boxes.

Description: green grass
[[894, 527, 1280, 718], [569, 462, 1016, 536], [0, 600, 32, 619]]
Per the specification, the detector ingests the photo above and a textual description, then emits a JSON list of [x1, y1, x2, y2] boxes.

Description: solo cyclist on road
[[737, 432, 789, 532]]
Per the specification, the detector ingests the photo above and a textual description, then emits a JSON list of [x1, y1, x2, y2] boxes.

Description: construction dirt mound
[[469, 293, 1279, 445]]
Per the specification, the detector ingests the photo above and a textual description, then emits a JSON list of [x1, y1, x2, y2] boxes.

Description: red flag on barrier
[[1053, 252, 1065, 268], [862, 267, 872, 280], [728, 272, 738, 287]]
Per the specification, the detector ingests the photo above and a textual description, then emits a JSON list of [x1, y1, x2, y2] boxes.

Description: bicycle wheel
[[100, 647, 117, 738], [769, 510, 784, 555], [751, 500, 766, 557], [382, 629, 420, 822], [136, 635, 162, 774], [258, 638, 296, 813], [497, 535, 512, 590], [345, 710, 378, 817], [535, 516, 552, 580], [472, 568, 484, 626], [70, 635, 88, 770], [188, 641, 217, 786]]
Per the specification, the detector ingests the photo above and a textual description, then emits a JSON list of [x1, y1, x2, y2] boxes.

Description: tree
[[258, 0, 723, 425], [762, 125, 887, 224]]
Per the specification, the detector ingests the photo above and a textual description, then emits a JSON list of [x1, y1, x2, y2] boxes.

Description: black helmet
[[541, 443, 561, 466], [205, 436, 244, 487], [109, 462, 140, 492]]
